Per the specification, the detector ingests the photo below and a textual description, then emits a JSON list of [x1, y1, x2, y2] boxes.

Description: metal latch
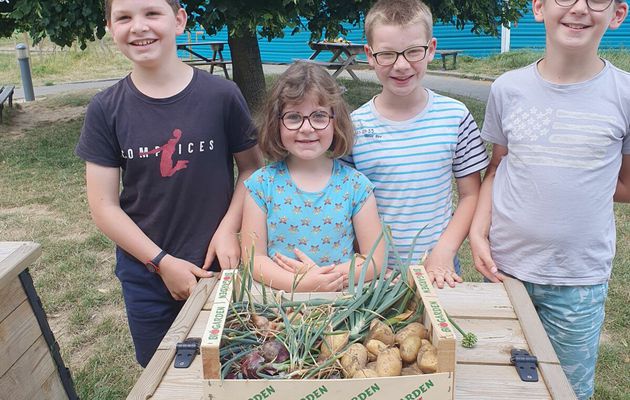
[[510, 348, 538, 382], [174, 337, 201, 368]]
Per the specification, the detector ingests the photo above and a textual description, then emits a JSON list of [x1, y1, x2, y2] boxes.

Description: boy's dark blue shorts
[[115, 248, 185, 367]]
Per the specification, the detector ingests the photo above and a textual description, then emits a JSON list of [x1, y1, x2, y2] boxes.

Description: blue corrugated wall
[[178, 1, 629, 62]]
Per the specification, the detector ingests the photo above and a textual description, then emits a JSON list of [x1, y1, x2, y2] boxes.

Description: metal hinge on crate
[[510, 348, 539, 382], [174, 337, 201, 368]]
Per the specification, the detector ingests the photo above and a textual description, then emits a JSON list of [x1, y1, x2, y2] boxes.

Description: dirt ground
[[1, 100, 87, 136]]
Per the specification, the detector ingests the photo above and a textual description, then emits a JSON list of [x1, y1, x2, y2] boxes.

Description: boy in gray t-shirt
[[470, 1, 629, 398]]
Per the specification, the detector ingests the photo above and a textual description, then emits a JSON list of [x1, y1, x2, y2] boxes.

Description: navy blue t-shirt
[[76, 68, 257, 268]]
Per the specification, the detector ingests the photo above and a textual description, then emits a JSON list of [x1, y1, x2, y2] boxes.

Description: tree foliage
[[1, 0, 529, 109]]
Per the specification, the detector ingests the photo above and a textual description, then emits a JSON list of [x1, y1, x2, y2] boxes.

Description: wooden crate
[[199, 267, 456, 400], [0, 242, 77, 400], [127, 268, 576, 399]]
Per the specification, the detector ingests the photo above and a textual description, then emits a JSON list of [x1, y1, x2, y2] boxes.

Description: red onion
[[261, 340, 289, 363], [241, 352, 265, 379]]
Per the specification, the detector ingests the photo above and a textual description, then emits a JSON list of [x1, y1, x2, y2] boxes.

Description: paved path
[[13, 64, 492, 102]]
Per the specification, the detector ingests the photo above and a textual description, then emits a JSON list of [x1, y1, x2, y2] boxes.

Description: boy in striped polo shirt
[[344, 0, 489, 287]]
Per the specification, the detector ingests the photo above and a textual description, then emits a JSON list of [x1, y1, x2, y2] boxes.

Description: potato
[[399, 335, 422, 363], [365, 339, 388, 361], [395, 322, 428, 344], [401, 363, 424, 376], [352, 368, 379, 378], [417, 347, 438, 374], [320, 331, 349, 359], [375, 348, 402, 377], [340, 343, 368, 377], [366, 361, 377, 371], [365, 320, 394, 346]]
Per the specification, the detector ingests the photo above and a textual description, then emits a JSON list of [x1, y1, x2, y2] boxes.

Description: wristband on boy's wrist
[[145, 250, 167, 273]]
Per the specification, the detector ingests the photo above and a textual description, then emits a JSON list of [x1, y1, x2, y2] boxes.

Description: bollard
[[16, 43, 35, 101]]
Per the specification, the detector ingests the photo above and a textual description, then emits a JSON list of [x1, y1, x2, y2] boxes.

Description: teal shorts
[[522, 281, 608, 400]]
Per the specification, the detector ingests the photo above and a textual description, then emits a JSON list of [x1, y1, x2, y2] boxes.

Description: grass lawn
[[0, 77, 628, 399]]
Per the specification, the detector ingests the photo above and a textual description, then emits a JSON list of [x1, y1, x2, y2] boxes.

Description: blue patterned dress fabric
[[244, 160, 374, 265]]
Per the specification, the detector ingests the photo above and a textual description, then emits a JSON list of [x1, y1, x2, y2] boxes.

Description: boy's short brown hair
[[364, 0, 433, 44], [258, 62, 354, 162], [104, 0, 181, 21]]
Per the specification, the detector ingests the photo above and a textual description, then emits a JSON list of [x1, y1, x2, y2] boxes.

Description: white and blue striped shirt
[[344, 90, 489, 266]]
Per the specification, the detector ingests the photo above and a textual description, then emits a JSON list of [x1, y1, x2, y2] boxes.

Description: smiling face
[[366, 22, 436, 101], [533, 0, 628, 55], [107, 0, 186, 68], [279, 93, 335, 163]]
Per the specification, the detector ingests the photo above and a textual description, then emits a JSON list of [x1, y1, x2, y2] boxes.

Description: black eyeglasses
[[370, 42, 431, 66], [554, 0, 614, 12], [279, 111, 334, 131]]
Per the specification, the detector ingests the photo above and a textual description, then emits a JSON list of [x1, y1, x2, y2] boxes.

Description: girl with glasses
[[241, 62, 385, 292]]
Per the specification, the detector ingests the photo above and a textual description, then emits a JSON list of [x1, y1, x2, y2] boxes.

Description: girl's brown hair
[[104, 0, 181, 21], [257, 62, 355, 162]]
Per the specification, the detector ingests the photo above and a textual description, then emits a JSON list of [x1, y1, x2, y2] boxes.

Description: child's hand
[[297, 265, 344, 292], [469, 236, 505, 283], [273, 248, 319, 274], [203, 225, 240, 270], [159, 255, 214, 300], [424, 252, 463, 289]]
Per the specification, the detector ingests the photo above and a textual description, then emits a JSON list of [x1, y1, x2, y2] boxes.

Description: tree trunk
[[228, 30, 266, 115]]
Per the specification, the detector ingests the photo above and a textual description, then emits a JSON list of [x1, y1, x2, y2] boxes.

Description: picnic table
[[299, 41, 366, 81], [177, 41, 231, 79], [435, 50, 462, 70], [127, 275, 576, 399]]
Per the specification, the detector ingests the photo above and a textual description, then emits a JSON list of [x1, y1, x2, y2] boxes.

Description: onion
[[261, 340, 289, 363], [241, 352, 265, 379]]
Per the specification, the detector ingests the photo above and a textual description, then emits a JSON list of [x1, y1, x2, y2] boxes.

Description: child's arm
[[335, 194, 384, 284], [469, 144, 508, 283], [273, 195, 385, 286], [85, 162, 212, 300], [203, 146, 264, 270], [241, 192, 344, 292], [614, 154, 630, 202], [424, 171, 481, 288]]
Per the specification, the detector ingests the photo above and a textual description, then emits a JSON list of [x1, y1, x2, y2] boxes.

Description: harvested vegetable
[[417, 345, 439, 374], [399, 335, 422, 363], [365, 339, 388, 361], [320, 331, 350, 360], [365, 320, 395, 346], [352, 368, 379, 378], [375, 348, 402, 377], [340, 343, 368, 377], [395, 322, 427, 344]]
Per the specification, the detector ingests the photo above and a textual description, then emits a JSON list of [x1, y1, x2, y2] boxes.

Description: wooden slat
[[503, 278, 560, 364], [456, 364, 551, 399], [436, 282, 516, 319], [0, 335, 68, 400], [32, 371, 68, 400], [0, 242, 41, 291], [538, 363, 576, 400], [159, 277, 219, 349], [151, 357, 204, 399], [0, 242, 22, 261], [0, 300, 41, 377], [0, 277, 27, 322], [451, 318, 528, 365], [189, 311, 211, 339], [127, 277, 218, 400]]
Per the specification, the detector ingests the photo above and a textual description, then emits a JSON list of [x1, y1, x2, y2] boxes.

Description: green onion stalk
[[446, 314, 478, 348]]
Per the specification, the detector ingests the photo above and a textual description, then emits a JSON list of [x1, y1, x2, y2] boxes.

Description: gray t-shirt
[[482, 61, 630, 285]]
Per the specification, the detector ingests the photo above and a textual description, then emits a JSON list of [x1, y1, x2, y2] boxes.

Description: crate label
[[214, 269, 236, 305], [249, 385, 276, 400], [398, 379, 436, 400], [428, 300, 453, 336], [409, 265, 436, 298], [350, 382, 381, 399], [299, 385, 329, 399], [205, 301, 229, 344], [205, 373, 453, 400]]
